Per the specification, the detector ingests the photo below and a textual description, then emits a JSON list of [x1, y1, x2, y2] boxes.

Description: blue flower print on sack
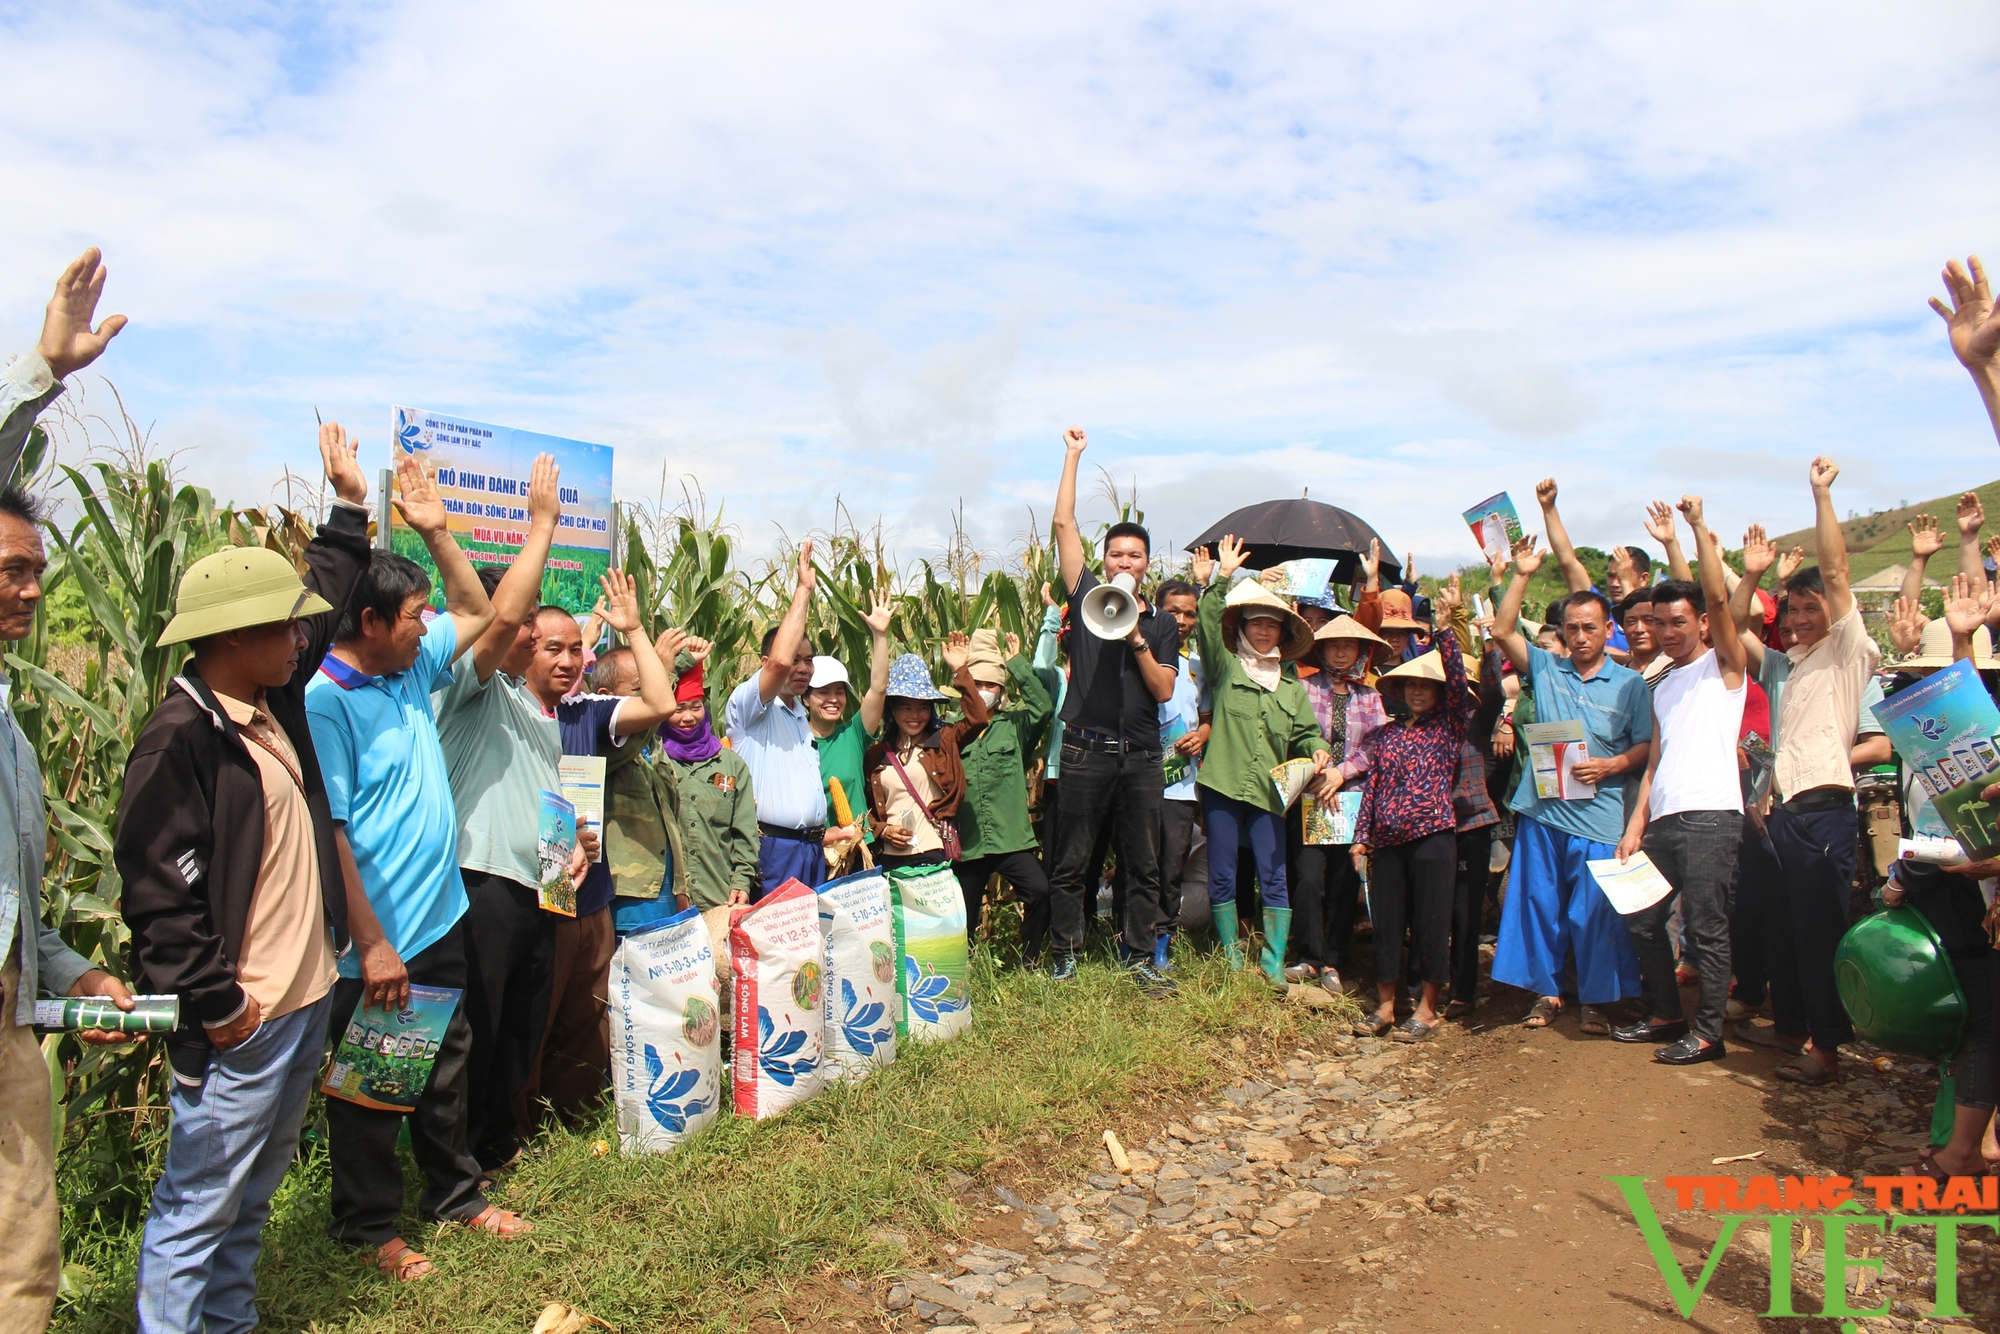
[[839, 977, 893, 1056], [904, 956, 967, 1025], [642, 1044, 713, 1133], [757, 1006, 818, 1087]]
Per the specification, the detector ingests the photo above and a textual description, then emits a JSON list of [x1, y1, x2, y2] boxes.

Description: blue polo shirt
[[306, 616, 466, 976], [1507, 645, 1652, 844], [725, 677, 827, 831]]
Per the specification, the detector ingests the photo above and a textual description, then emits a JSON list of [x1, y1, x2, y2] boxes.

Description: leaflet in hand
[[559, 755, 607, 863], [1463, 492, 1524, 564], [1521, 719, 1595, 801], [1161, 715, 1197, 787], [538, 789, 580, 916], [1274, 559, 1335, 601], [1270, 758, 1318, 812], [1877, 659, 2000, 856], [1586, 854, 1675, 915], [34, 994, 179, 1033], [322, 986, 462, 1112], [1301, 789, 1362, 845]]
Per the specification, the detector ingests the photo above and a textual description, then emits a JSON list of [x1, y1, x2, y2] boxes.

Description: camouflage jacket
[[603, 734, 690, 907]]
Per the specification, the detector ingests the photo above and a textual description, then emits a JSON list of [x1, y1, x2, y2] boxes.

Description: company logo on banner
[[389, 406, 614, 614]]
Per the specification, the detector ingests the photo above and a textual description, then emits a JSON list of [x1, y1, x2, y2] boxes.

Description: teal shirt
[[1506, 645, 1653, 844]]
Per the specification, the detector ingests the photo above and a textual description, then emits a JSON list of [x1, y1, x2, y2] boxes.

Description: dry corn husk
[[531, 1303, 610, 1334], [703, 906, 736, 982]]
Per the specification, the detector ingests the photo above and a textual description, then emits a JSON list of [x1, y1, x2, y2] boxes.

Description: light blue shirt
[[1508, 645, 1653, 844], [307, 617, 467, 975], [725, 677, 827, 830], [1162, 651, 1207, 802], [0, 675, 90, 1022]]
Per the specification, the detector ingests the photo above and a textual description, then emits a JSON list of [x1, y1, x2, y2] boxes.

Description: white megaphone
[[1080, 572, 1142, 641]]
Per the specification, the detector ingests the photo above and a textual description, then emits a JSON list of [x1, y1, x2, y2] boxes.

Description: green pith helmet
[[1835, 906, 1967, 1061], [158, 546, 333, 646]]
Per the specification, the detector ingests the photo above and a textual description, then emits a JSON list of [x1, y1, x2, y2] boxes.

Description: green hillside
[[1769, 478, 2000, 584]]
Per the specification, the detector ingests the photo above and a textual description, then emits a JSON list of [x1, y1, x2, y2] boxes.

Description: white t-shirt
[[1649, 649, 1747, 819]]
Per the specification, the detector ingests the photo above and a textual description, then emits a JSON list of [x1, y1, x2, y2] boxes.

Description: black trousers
[[1766, 801, 1860, 1050], [1368, 831, 1455, 988], [1726, 817, 1784, 1007], [1451, 827, 1495, 1003], [955, 848, 1053, 954], [460, 870, 554, 1171], [1049, 741, 1165, 956], [1287, 817, 1359, 969], [326, 919, 487, 1247], [1158, 798, 1199, 938]]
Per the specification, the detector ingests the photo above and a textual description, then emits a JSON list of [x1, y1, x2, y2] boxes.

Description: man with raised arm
[[304, 455, 507, 1280], [726, 542, 828, 895], [1047, 426, 1179, 987], [1533, 477, 1634, 657], [1613, 496, 1748, 1065], [1754, 458, 1880, 1085], [1488, 535, 1651, 1034]]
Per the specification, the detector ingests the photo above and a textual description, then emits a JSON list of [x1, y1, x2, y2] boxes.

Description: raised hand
[[942, 630, 970, 671], [1510, 534, 1545, 578], [1434, 571, 1463, 616], [597, 569, 644, 634], [1931, 256, 2000, 373], [1910, 513, 1945, 560], [1644, 501, 1676, 544], [684, 634, 714, 664], [1216, 534, 1250, 578], [1005, 630, 1022, 658], [526, 453, 561, 528], [1776, 547, 1805, 583], [795, 539, 816, 599], [391, 455, 448, 535], [1988, 534, 2000, 566], [1889, 596, 1929, 656], [1063, 426, 1088, 454], [319, 421, 368, 506], [655, 626, 689, 663], [1960, 492, 1987, 537], [861, 592, 894, 637], [1191, 546, 1215, 586], [1404, 552, 1416, 581], [1040, 580, 1056, 609], [1945, 574, 1991, 639], [1676, 494, 1704, 528], [1360, 539, 1381, 587], [1808, 456, 1839, 493], [1486, 545, 1510, 583], [1534, 478, 1558, 509], [1741, 524, 1776, 578], [38, 247, 127, 379]]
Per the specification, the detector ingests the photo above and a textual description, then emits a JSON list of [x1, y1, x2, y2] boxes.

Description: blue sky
[[3, 2, 1998, 574]]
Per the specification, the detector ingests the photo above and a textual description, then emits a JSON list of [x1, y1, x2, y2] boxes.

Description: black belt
[[1779, 786, 1854, 815], [1067, 727, 1161, 757], [759, 821, 826, 842]]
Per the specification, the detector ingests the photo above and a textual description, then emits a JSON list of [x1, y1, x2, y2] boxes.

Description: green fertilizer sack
[[887, 863, 972, 1043]]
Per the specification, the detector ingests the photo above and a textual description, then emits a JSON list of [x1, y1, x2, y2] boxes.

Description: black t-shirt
[[1059, 568, 1180, 748]]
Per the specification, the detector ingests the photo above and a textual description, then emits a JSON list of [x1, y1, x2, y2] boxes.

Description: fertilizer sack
[[731, 878, 826, 1118], [817, 868, 898, 1081], [888, 863, 973, 1043], [608, 906, 722, 1155]]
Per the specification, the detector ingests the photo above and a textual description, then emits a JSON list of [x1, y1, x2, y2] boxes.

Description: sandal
[[1773, 1051, 1835, 1086], [1580, 1007, 1612, 1037], [463, 1205, 534, 1238], [375, 1238, 434, 1282], [1352, 1013, 1394, 1038], [1523, 997, 1562, 1028], [1283, 963, 1321, 983], [1444, 1000, 1476, 1020], [1391, 1016, 1436, 1043]]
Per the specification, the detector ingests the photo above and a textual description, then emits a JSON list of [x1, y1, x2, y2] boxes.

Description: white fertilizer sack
[[608, 906, 722, 1154], [816, 868, 898, 1081]]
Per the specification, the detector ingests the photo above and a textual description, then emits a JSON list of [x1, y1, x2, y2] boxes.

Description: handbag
[[885, 745, 961, 861]]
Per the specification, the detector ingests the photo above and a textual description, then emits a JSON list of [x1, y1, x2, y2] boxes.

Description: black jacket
[[116, 504, 371, 1076]]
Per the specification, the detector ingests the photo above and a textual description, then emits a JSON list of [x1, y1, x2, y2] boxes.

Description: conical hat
[[1222, 580, 1314, 662]]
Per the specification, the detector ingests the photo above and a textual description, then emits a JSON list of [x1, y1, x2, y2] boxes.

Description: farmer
[[863, 636, 989, 873], [580, 634, 689, 932], [1153, 579, 1209, 972], [726, 542, 830, 894], [302, 454, 510, 1280], [1191, 537, 1332, 986], [954, 628, 1055, 959], [117, 424, 372, 1333], [1047, 426, 1179, 986], [805, 593, 895, 871], [654, 643, 761, 910]]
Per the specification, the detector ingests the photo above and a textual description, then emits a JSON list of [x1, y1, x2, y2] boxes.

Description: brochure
[[1876, 659, 2000, 856], [559, 754, 607, 863], [1270, 758, 1318, 811], [34, 994, 179, 1034], [321, 986, 463, 1112], [1161, 715, 1196, 787], [538, 789, 580, 916], [1301, 789, 1363, 846], [1586, 854, 1677, 915], [1275, 559, 1336, 601], [1521, 718, 1596, 801], [1463, 492, 1525, 564]]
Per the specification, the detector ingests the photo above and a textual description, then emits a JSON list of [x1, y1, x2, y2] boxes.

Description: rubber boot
[[1260, 907, 1293, 987], [1213, 901, 1243, 968], [1153, 931, 1173, 973]]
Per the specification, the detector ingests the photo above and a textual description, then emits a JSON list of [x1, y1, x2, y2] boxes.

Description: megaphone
[[1080, 572, 1142, 640]]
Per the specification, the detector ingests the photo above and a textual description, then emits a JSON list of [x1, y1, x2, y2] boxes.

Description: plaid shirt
[[1452, 737, 1499, 833], [1301, 672, 1388, 783]]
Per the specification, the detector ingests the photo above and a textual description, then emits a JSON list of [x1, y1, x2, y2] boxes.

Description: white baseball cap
[[808, 656, 850, 690]]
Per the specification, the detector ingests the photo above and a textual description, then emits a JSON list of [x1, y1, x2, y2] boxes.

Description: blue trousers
[[1490, 815, 1639, 1005], [755, 831, 827, 900], [137, 994, 334, 1334], [1201, 789, 1288, 908]]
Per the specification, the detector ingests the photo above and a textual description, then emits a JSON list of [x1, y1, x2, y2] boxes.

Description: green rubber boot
[[1212, 901, 1244, 969], [1260, 907, 1293, 986]]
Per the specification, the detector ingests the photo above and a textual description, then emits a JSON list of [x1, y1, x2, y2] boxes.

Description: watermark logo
[[1611, 1174, 1996, 1326]]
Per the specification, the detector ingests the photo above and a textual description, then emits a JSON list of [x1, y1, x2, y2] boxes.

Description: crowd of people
[[4, 246, 2000, 1333]]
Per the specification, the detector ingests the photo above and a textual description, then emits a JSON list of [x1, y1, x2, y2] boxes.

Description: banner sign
[[390, 405, 614, 613]]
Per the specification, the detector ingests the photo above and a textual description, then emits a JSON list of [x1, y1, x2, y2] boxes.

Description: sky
[[4, 2, 1999, 577]]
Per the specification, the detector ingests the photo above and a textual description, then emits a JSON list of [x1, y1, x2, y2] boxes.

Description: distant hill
[[1769, 478, 2000, 584]]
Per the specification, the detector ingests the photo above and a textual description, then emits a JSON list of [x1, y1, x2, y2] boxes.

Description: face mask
[[980, 689, 1001, 709]]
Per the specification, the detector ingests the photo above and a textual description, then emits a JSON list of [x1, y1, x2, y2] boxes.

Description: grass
[[53, 944, 1347, 1334]]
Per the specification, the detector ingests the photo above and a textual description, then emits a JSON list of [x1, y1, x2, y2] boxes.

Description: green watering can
[[1834, 906, 1967, 1061]]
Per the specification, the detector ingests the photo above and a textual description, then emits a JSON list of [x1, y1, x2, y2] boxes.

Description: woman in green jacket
[[955, 629, 1055, 957], [1194, 536, 1335, 981]]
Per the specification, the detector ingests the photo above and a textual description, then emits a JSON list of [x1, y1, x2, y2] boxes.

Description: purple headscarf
[[661, 711, 722, 765]]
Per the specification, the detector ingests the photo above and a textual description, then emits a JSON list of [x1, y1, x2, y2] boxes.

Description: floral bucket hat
[[885, 652, 952, 701]]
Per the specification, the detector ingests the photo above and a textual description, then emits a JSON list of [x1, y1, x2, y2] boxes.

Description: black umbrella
[[1185, 498, 1400, 586]]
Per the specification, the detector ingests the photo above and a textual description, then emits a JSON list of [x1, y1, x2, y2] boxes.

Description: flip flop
[[1731, 1020, 1806, 1052], [1523, 997, 1562, 1028], [1352, 1013, 1394, 1038], [1391, 1016, 1436, 1044], [375, 1238, 433, 1282], [463, 1205, 534, 1238], [1444, 1000, 1477, 1020], [1773, 1052, 1835, 1086], [1580, 1007, 1612, 1037]]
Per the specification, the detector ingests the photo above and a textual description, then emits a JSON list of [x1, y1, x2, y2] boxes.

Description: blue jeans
[[1490, 815, 1639, 1005], [1201, 790, 1288, 908], [137, 994, 334, 1334]]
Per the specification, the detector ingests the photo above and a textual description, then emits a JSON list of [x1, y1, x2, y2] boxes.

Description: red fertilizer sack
[[730, 877, 825, 1119]]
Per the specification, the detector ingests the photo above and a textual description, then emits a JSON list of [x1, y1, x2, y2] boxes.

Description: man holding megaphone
[[1048, 427, 1181, 990]]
